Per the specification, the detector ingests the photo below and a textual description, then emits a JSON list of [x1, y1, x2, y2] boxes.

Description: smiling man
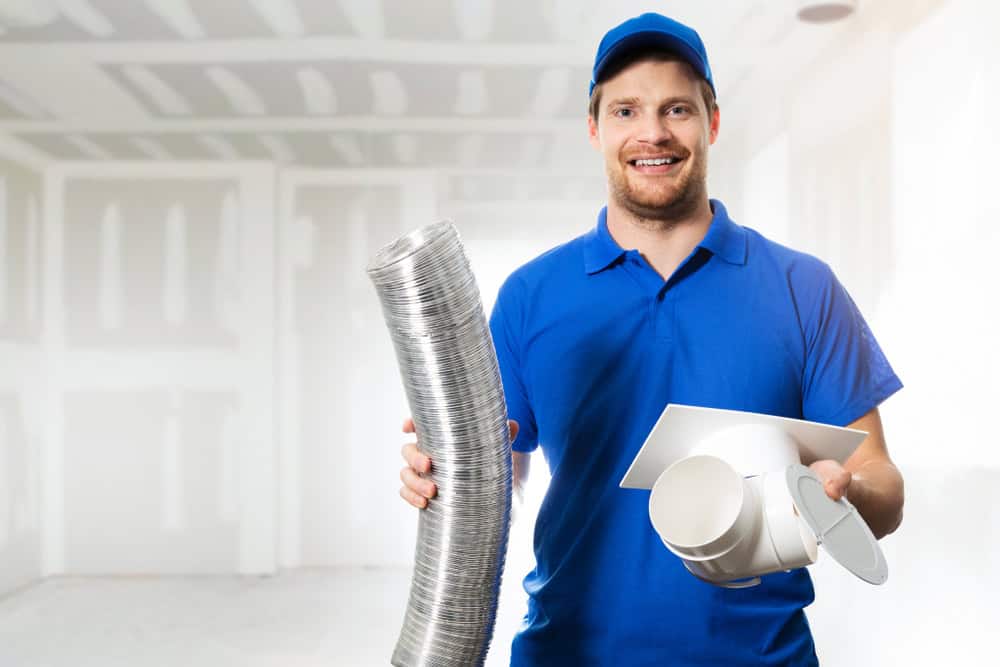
[[400, 12, 904, 666]]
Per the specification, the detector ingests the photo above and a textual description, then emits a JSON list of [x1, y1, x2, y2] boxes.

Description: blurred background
[[0, 0, 997, 665]]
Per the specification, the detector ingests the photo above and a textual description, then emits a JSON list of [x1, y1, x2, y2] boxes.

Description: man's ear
[[708, 107, 721, 145], [588, 114, 600, 150]]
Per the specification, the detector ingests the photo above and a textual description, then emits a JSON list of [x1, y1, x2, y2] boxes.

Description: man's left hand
[[808, 459, 852, 501]]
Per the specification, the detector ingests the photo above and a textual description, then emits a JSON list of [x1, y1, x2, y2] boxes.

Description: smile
[[630, 157, 682, 166]]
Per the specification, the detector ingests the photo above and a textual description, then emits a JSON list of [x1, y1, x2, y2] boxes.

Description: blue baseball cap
[[589, 13, 715, 98]]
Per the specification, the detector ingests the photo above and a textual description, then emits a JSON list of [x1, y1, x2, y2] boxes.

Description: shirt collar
[[583, 199, 747, 275], [698, 199, 748, 266]]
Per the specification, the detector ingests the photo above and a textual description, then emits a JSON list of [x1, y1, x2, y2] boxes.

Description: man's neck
[[605, 197, 714, 280]]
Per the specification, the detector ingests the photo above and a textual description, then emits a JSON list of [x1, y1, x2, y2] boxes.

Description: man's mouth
[[630, 157, 682, 166], [628, 155, 685, 172]]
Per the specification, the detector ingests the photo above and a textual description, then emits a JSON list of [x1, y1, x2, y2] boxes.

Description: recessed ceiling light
[[796, 0, 857, 23]]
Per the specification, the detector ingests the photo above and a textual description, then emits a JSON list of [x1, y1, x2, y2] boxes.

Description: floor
[[1, 467, 995, 666], [0, 567, 525, 667]]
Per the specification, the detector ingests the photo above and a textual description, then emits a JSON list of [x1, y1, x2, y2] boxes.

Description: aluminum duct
[[367, 221, 513, 667]]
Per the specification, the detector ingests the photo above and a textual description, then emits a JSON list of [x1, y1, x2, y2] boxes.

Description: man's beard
[[607, 146, 707, 230]]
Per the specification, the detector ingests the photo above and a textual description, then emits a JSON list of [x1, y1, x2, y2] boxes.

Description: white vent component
[[98, 202, 123, 330], [623, 405, 888, 588], [198, 134, 240, 160], [328, 134, 364, 165], [455, 69, 488, 115], [57, 0, 114, 38], [142, 0, 205, 39], [131, 136, 172, 160], [120, 65, 192, 116], [246, 0, 304, 37], [297, 66, 337, 115], [370, 70, 408, 116]]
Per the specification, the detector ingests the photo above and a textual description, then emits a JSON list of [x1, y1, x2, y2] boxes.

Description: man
[[400, 13, 903, 666]]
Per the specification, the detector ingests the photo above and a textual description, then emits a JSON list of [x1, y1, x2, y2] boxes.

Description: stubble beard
[[607, 147, 708, 232]]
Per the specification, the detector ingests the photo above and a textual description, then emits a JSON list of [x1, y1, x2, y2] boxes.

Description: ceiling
[[0, 0, 860, 188]]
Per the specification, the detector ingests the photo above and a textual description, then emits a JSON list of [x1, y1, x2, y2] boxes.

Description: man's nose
[[636, 113, 672, 144]]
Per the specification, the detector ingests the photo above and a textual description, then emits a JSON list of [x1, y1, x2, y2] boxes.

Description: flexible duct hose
[[368, 221, 513, 667]]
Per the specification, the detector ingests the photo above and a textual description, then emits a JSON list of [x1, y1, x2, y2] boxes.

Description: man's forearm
[[846, 460, 904, 539]]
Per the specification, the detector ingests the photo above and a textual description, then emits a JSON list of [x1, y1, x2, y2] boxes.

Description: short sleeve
[[489, 278, 539, 453], [799, 262, 903, 426]]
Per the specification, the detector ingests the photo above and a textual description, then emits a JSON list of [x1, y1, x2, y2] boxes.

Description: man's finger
[[399, 485, 428, 509], [401, 442, 431, 473], [509, 419, 520, 444], [402, 417, 415, 434], [400, 466, 437, 499]]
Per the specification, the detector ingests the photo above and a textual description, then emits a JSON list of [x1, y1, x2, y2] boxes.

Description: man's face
[[588, 58, 720, 222]]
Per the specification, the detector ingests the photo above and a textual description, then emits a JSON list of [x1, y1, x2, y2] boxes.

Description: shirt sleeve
[[488, 277, 539, 453], [799, 261, 903, 427]]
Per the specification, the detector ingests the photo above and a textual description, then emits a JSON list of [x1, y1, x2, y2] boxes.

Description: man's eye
[[613, 108, 633, 118], [668, 106, 690, 116]]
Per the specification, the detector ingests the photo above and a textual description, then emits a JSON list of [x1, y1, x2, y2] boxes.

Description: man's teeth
[[634, 157, 680, 166]]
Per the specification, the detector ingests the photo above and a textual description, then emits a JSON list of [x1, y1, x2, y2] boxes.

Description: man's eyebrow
[[605, 95, 700, 108], [605, 96, 641, 108]]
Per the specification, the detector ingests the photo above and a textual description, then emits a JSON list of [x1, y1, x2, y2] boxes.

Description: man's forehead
[[602, 57, 701, 89], [599, 60, 703, 103]]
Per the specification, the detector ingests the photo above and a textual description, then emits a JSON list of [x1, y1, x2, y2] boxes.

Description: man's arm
[[809, 407, 904, 539]]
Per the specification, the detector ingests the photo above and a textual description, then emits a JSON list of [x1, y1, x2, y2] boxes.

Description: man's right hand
[[399, 417, 520, 509]]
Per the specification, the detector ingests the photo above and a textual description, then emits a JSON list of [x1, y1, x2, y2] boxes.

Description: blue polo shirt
[[488, 200, 901, 666]]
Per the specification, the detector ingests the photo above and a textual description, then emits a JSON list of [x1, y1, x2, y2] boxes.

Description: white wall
[[0, 154, 43, 598], [731, 0, 1000, 662], [37, 162, 277, 577]]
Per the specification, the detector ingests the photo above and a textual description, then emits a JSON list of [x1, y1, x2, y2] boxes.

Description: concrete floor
[[0, 567, 526, 667]]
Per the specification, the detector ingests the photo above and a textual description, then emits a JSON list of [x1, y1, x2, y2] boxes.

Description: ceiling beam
[[1, 116, 584, 133], [0, 38, 586, 66]]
